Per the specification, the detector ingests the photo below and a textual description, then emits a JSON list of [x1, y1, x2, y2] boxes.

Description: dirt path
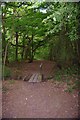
[[3, 80, 78, 118], [8, 60, 55, 80], [2, 60, 79, 118]]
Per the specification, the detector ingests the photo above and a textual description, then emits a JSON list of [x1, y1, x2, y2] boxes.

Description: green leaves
[[43, 3, 78, 42], [2, 2, 79, 64], [2, 2, 49, 62]]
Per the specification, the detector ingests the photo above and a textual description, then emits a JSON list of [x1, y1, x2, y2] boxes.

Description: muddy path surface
[[2, 60, 79, 118]]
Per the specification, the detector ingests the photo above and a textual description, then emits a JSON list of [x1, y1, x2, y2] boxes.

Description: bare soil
[[2, 60, 79, 118]]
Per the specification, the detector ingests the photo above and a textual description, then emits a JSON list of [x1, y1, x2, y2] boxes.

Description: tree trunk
[[15, 32, 18, 61], [78, 40, 80, 64], [3, 42, 9, 66], [2, 4, 6, 64], [21, 35, 25, 60], [3, 42, 9, 80], [28, 34, 34, 63], [49, 43, 53, 61], [77, 3, 80, 64], [31, 34, 34, 62]]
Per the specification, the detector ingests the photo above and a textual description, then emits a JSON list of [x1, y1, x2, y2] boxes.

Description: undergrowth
[[53, 65, 79, 93], [3, 66, 12, 79]]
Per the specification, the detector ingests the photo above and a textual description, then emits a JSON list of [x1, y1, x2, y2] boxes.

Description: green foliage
[[34, 45, 49, 60], [2, 2, 48, 62], [65, 79, 79, 93], [1, 2, 79, 94], [43, 3, 78, 42], [54, 70, 62, 81], [54, 65, 78, 78], [3, 66, 11, 79], [53, 65, 79, 92], [2, 2, 79, 69], [65, 86, 74, 93], [42, 3, 79, 66]]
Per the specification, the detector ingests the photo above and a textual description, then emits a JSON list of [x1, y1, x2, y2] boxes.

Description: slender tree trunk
[[28, 34, 34, 63], [21, 35, 25, 60], [2, 5, 6, 64], [78, 40, 80, 64], [77, 3, 80, 64], [31, 34, 34, 62], [24, 48, 28, 60], [49, 43, 53, 61], [3, 42, 9, 80], [15, 32, 18, 61], [3, 42, 9, 66]]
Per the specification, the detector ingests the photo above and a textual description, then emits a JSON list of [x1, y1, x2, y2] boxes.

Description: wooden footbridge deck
[[23, 63, 43, 82]]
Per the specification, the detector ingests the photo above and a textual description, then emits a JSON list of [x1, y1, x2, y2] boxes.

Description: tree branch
[[33, 35, 50, 52], [10, 42, 26, 48]]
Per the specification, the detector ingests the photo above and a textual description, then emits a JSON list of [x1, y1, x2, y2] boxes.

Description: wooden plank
[[37, 73, 42, 82], [23, 74, 32, 81], [28, 74, 36, 82], [32, 73, 39, 82], [28, 73, 43, 83], [25, 74, 32, 81], [23, 76, 27, 81]]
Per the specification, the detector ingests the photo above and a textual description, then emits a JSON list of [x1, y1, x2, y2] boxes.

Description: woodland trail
[[7, 60, 55, 82], [2, 60, 79, 118]]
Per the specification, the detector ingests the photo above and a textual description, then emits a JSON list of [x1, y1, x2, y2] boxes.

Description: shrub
[[3, 66, 11, 79]]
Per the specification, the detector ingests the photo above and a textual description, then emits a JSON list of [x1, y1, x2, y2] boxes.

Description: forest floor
[[2, 60, 79, 118]]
